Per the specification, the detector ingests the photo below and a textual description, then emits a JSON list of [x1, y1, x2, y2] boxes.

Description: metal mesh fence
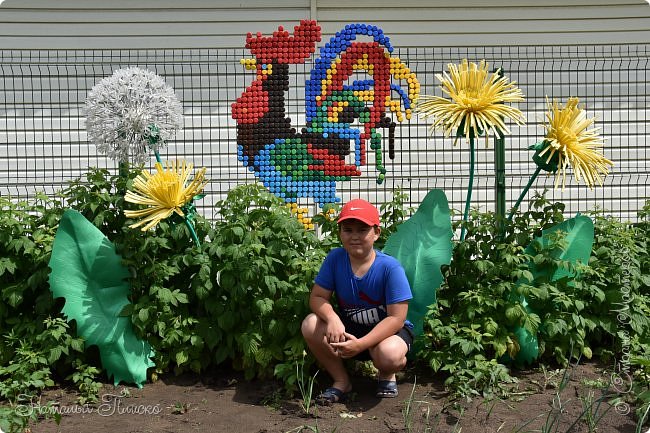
[[1, 45, 648, 221]]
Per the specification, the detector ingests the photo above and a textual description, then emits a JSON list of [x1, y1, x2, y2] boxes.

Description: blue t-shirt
[[314, 248, 412, 327]]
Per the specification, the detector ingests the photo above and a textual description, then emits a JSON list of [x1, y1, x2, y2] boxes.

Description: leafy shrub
[[53, 167, 199, 376], [1, 170, 330, 392], [419, 192, 650, 399], [0, 195, 74, 431], [56, 169, 324, 384], [629, 200, 650, 423], [582, 206, 650, 361], [204, 184, 325, 382], [418, 194, 556, 398], [2, 168, 648, 423], [0, 194, 62, 364]]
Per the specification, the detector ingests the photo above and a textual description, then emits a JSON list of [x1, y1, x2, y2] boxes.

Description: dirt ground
[[28, 361, 641, 433]]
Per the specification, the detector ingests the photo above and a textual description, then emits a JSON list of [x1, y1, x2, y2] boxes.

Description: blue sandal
[[376, 380, 398, 398], [316, 387, 348, 405]]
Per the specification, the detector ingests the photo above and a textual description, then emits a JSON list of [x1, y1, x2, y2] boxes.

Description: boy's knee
[[371, 339, 408, 371], [301, 313, 319, 338], [373, 354, 406, 372]]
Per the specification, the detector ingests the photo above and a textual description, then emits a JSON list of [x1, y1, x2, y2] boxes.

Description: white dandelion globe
[[85, 67, 184, 164]]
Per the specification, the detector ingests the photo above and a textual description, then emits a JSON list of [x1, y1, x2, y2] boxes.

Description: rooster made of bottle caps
[[232, 20, 419, 206]]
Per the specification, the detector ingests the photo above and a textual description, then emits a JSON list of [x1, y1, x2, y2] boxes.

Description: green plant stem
[[507, 166, 542, 222], [460, 136, 475, 241], [154, 150, 163, 164], [184, 218, 200, 247], [118, 161, 129, 194], [636, 403, 650, 433]]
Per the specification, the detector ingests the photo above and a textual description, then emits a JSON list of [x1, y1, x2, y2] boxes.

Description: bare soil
[[30, 361, 639, 433]]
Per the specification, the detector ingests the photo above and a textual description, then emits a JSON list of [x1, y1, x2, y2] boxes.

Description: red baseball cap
[[337, 199, 380, 226]]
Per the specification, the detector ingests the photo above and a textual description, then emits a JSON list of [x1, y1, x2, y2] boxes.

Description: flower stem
[[184, 218, 201, 247], [154, 150, 163, 164], [460, 136, 475, 241], [507, 166, 542, 222], [118, 161, 129, 194]]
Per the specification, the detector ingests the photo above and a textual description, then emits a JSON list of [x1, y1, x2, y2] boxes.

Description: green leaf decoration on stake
[[48, 209, 155, 387], [383, 189, 453, 337], [530, 140, 560, 173], [511, 214, 594, 365], [507, 141, 557, 223]]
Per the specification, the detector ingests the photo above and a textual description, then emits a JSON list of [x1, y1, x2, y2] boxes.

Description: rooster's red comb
[[245, 20, 321, 64]]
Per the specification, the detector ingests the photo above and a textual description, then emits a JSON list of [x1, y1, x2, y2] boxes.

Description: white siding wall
[[1, 1, 649, 220], [1, 0, 649, 49]]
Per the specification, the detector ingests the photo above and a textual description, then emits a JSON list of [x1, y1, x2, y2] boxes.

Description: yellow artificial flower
[[416, 59, 525, 145], [124, 160, 208, 231], [539, 97, 613, 189]]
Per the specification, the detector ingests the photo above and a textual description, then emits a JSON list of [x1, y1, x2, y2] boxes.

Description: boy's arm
[[355, 301, 408, 350], [309, 283, 347, 343], [331, 301, 408, 356]]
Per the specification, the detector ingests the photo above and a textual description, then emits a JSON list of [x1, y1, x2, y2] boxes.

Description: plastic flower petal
[[537, 97, 613, 189], [124, 160, 208, 231], [85, 67, 184, 164], [416, 59, 525, 145]]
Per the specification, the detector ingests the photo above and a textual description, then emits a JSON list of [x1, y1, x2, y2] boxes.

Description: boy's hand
[[325, 317, 347, 343], [330, 333, 362, 358]]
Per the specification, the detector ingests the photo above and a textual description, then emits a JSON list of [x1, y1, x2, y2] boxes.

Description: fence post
[[494, 68, 506, 225], [495, 131, 506, 221]]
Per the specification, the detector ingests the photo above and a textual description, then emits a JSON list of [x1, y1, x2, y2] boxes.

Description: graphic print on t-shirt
[[341, 284, 386, 326], [345, 305, 386, 326]]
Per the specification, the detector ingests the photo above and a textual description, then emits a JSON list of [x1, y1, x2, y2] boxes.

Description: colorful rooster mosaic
[[232, 20, 419, 206]]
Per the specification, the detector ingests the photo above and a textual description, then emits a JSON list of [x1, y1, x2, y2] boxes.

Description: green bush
[[419, 192, 650, 399], [1, 168, 327, 414], [204, 185, 325, 383], [57, 169, 325, 383], [629, 200, 650, 422], [418, 194, 559, 398], [0, 194, 62, 364], [1, 169, 648, 424], [0, 194, 91, 432]]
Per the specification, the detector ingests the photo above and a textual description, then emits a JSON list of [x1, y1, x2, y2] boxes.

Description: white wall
[[0, 1, 648, 221], [1, 0, 649, 49]]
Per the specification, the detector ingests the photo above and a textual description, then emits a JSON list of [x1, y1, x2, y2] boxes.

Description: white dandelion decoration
[[85, 67, 184, 165]]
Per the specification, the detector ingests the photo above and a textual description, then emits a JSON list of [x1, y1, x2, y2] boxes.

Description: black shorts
[[342, 318, 415, 361]]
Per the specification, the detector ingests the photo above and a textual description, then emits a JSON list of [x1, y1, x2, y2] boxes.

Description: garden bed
[[33, 361, 638, 433]]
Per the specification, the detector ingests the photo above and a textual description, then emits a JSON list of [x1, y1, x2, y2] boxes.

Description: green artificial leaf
[[530, 140, 559, 173], [48, 209, 155, 388], [527, 215, 594, 281], [512, 214, 594, 365], [383, 189, 453, 336]]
